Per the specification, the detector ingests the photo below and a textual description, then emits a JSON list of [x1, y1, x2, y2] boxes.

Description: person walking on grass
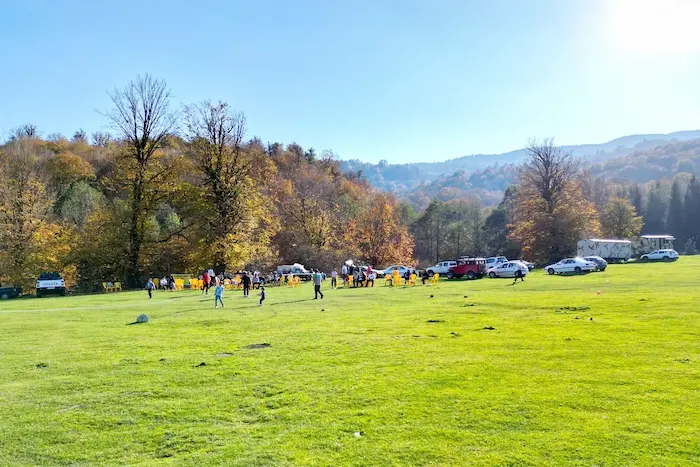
[[313, 270, 324, 299], [242, 271, 252, 298], [145, 278, 155, 299], [331, 269, 338, 289], [513, 262, 527, 284], [258, 286, 266, 307], [214, 282, 225, 308]]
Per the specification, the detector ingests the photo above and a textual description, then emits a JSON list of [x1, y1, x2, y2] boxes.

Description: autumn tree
[[509, 139, 599, 264], [600, 197, 643, 239], [0, 137, 74, 289], [356, 194, 414, 267], [104, 75, 179, 287], [184, 100, 277, 271]]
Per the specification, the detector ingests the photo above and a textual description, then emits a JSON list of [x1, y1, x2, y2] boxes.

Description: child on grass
[[214, 283, 224, 308], [258, 286, 266, 307]]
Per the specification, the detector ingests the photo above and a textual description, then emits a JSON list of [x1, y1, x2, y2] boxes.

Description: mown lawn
[[1, 259, 699, 466]]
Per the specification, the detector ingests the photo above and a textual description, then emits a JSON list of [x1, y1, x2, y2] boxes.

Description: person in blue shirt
[[214, 283, 224, 308]]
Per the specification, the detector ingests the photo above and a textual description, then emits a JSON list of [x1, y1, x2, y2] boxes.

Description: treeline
[[0, 76, 414, 291], [1, 76, 696, 293], [401, 137, 700, 210]]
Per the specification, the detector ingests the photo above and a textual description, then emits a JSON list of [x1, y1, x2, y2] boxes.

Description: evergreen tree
[[629, 184, 644, 223], [684, 175, 700, 245], [642, 182, 667, 235], [667, 178, 686, 248]]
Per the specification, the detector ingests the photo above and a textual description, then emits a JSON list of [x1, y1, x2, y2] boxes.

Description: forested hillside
[[399, 137, 700, 209], [342, 131, 700, 194], [2, 76, 699, 295]]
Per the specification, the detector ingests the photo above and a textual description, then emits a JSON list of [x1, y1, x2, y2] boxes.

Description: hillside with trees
[[2, 75, 699, 295]]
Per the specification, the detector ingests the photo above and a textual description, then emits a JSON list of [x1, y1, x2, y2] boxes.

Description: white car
[[487, 261, 529, 278], [485, 256, 508, 269], [425, 261, 456, 277], [381, 265, 414, 277], [545, 257, 597, 275], [641, 249, 679, 262]]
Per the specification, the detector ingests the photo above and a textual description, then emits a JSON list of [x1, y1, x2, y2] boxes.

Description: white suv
[[641, 249, 679, 262], [425, 261, 456, 277]]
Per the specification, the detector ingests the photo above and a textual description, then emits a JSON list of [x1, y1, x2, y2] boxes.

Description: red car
[[447, 257, 487, 279]]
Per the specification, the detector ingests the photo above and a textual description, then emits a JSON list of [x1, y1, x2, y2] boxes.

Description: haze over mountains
[[342, 130, 700, 207]]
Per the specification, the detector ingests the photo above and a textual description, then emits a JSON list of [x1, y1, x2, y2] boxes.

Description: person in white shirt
[[331, 270, 338, 288]]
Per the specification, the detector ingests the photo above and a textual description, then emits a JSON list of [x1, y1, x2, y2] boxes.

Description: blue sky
[[2, 0, 700, 163]]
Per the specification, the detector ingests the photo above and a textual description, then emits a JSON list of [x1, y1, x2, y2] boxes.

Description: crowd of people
[[144, 262, 412, 308]]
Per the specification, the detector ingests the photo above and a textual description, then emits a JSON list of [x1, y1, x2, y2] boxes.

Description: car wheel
[[427, 270, 434, 277], [446, 272, 454, 280], [488, 272, 496, 278], [466, 271, 476, 280], [0, 293, 8, 300], [641, 256, 648, 262], [548, 268, 555, 275], [663, 256, 670, 262], [574, 266, 582, 274]]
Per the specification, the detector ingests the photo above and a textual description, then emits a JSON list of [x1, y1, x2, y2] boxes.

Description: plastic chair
[[384, 275, 392, 286], [432, 273, 439, 286], [113, 282, 122, 292], [408, 274, 417, 286], [102, 282, 112, 293]]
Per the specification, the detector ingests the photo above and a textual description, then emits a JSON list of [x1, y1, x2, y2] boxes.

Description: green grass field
[[1, 259, 699, 466]]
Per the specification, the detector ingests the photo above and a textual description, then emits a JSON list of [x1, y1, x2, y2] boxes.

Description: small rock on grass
[[136, 314, 149, 323]]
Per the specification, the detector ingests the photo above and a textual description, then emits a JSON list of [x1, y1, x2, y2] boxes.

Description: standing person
[[331, 270, 338, 289], [253, 272, 260, 290], [214, 282, 225, 308], [422, 270, 429, 285], [145, 278, 155, 299], [160, 276, 168, 290], [258, 286, 266, 307], [313, 270, 324, 299], [242, 271, 252, 298], [169, 275, 176, 291], [202, 271, 211, 295], [513, 262, 527, 284]]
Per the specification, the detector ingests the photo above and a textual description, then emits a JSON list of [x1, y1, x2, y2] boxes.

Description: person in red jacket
[[202, 271, 211, 295]]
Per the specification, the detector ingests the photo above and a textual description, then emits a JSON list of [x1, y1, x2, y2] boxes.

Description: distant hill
[[342, 131, 700, 194]]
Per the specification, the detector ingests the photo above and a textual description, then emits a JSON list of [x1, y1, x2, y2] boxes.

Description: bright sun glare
[[607, 0, 700, 59]]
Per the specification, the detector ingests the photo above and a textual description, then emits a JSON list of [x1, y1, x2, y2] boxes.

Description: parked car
[[425, 260, 457, 277], [545, 257, 597, 275], [448, 257, 487, 280], [485, 256, 508, 269], [582, 256, 607, 271], [35, 272, 67, 297], [381, 265, 415, 277], [276, 263, 313, 281], [640, 249, 679, 262], [0, 284, 22, 300], [487, 261, 529, 279]]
